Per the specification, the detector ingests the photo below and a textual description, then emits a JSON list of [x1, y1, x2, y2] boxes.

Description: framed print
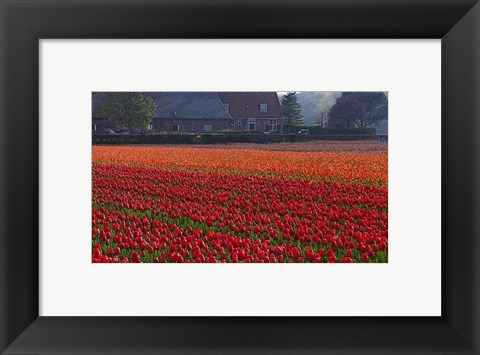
[[39, 39, 440, 318], [1, 0, 479, 354]]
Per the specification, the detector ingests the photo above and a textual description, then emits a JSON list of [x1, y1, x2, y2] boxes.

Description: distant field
[[136, 140, 388, 154]]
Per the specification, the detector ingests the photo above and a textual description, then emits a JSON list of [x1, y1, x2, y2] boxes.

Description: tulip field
[[92, 143, 388, 263]]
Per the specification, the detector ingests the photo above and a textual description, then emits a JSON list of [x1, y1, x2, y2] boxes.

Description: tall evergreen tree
[[280, 92, 304, 127], [101, 92, 157, 130]]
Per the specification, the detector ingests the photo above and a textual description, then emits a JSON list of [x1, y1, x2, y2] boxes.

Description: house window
[[259, 103, 268, 113], [237, 119, 242, 126], [172, 125, 179, 132], [245, 104, 251, 110], [149, 124, 160, 131], [200, 124, 213, 133], [248, 118, 256, 131], [268, 119, 278, 132]]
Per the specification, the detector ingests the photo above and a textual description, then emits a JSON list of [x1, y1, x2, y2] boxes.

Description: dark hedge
[[92, 133, 387, 145]]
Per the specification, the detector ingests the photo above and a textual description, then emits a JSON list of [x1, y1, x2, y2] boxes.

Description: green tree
[[101, 92, 157, 130], [280, 92, 304, 127]]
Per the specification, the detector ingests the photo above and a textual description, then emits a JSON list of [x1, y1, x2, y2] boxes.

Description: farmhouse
[[217, 92, 283, 132], [92, 92, 283, 133], [150, 92, 237, 133]]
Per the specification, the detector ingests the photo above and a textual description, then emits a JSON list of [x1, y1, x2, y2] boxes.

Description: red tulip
[[130, 251, 141, 263]]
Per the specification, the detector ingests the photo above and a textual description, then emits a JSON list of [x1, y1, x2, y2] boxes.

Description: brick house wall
[[151, 118, 230, 133], [217, 92, 283, 132], [92, 118, 231, 133], [231, 118, 282, 132]]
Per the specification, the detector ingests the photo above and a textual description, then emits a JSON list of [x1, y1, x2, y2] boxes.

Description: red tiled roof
[[217, 92, 282, 119]]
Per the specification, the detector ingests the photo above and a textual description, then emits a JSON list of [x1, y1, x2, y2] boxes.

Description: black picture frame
[[1, 0, 479, 354]]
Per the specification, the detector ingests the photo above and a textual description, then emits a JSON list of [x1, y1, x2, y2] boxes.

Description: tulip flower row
[[93, 146, 388, 186], [92, 159, 388, 263]]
